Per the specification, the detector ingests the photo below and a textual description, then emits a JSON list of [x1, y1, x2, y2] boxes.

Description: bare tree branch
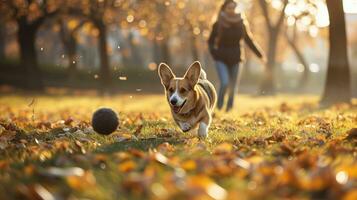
[[258, 0, 272, 30], [32, 8, 60, 29], [275, 0, 289, 28], [58, 18, 69, 44]]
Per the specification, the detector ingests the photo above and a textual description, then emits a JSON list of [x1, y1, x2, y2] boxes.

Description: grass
[[0, 94, 356, 200]]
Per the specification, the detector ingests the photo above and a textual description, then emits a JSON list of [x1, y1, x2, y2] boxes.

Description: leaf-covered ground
[[0, 94, 356, 200]]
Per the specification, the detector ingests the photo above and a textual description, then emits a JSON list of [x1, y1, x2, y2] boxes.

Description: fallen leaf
[[345, 128, 357, 141], [118, 160, 136, 172], [213, 143, 234, 155], [153, 152, 169, 165], [67, 171, 96, 190], [233, 158, 251, 170], [186, 175, 227, 200], [181, 160, 196, 171], [43, 167, 84, 177]]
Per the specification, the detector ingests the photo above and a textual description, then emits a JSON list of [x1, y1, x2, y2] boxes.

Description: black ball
[[91, 108, 119, 135]]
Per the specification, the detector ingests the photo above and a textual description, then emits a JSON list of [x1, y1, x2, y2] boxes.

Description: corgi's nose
[[170, 98, 178, 106]]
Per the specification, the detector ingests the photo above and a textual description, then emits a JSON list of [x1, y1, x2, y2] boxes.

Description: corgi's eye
[[168, 88, 174, 93], [180, 88, 187, 93]]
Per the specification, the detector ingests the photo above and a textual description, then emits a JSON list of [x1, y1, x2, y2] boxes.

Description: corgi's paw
[[180, 122, 192, 132], [198, 123, 208, 138]]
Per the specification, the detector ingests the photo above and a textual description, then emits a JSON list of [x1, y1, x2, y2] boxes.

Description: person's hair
[[219, 0, 237, 12]]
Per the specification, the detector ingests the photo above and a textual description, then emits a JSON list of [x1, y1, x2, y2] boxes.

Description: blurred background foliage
[[0, 0, 356, 97]]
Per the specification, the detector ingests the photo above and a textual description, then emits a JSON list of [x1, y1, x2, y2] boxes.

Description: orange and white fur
[[158, 61, 217, 138]]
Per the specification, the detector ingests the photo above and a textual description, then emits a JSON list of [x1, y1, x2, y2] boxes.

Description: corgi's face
[[158, 61, 202, 114]]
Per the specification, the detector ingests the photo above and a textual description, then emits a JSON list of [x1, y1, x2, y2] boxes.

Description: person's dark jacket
[[208, 18, 264, 66]]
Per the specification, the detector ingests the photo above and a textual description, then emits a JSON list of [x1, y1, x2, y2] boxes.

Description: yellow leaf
[[246, 156, 263, 165], [213, 143, 233, 154], [181, 160, 196, 171]]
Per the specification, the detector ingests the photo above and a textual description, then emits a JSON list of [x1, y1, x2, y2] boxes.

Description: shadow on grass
[[96, 137, 184, 153]]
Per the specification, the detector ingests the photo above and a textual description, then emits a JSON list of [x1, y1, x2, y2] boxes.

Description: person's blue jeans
[[215, 61, 240, 111]]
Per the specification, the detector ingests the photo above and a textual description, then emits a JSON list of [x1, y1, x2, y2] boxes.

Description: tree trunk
[[259, 31, 278, 95], [285, 32, 309, 91], [244, 56, 253, 77], [17, 21, 44, 90], [128, 31, 143, 68], [161, 38, 171, 64], [152, 38, 171, 64], [321, 0, 351, 105], [154, 2, 171, 64], [67, 36, 78, 80], [153, 39, 162, 64], [188, 24, 199, 61], [59, 21, 78, 79], [117, 30, 132, 67], [0, 24, 5, 59], [258, 0, 288, 96], [96, 22, 111, 92], [190, 33, 199, 61]]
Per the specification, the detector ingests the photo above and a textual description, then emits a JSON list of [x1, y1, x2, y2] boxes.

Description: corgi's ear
[[184, 61, 201, 87], [158, 63, 175, 88]]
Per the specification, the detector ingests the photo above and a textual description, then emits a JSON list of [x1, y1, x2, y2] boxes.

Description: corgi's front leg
[[179, 121, 192, 132], [198, 122, 209, 138], [198, 111, 212, 138]]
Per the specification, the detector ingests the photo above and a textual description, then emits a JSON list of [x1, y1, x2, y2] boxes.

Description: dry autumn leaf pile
[[0, 95, 356, 200]]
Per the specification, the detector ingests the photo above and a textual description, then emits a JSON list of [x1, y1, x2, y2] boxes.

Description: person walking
[[208, 0, 266, 112]]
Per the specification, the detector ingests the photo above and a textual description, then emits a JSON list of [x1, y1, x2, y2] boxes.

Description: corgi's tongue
[[173, 106, 181, 113], [172, 100, 186, 114]]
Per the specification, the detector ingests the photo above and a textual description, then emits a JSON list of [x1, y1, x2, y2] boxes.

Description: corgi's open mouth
[[172, 100, 186, 113]]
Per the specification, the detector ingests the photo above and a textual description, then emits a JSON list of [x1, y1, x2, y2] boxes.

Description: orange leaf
[[213, 143, 233, 154], [118, 160, 136, 172], [66, 171, 96, 190], [181, 160, 196, 171]]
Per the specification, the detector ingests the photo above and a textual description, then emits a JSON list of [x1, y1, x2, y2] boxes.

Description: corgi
[[158, 61, 217, 138]]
